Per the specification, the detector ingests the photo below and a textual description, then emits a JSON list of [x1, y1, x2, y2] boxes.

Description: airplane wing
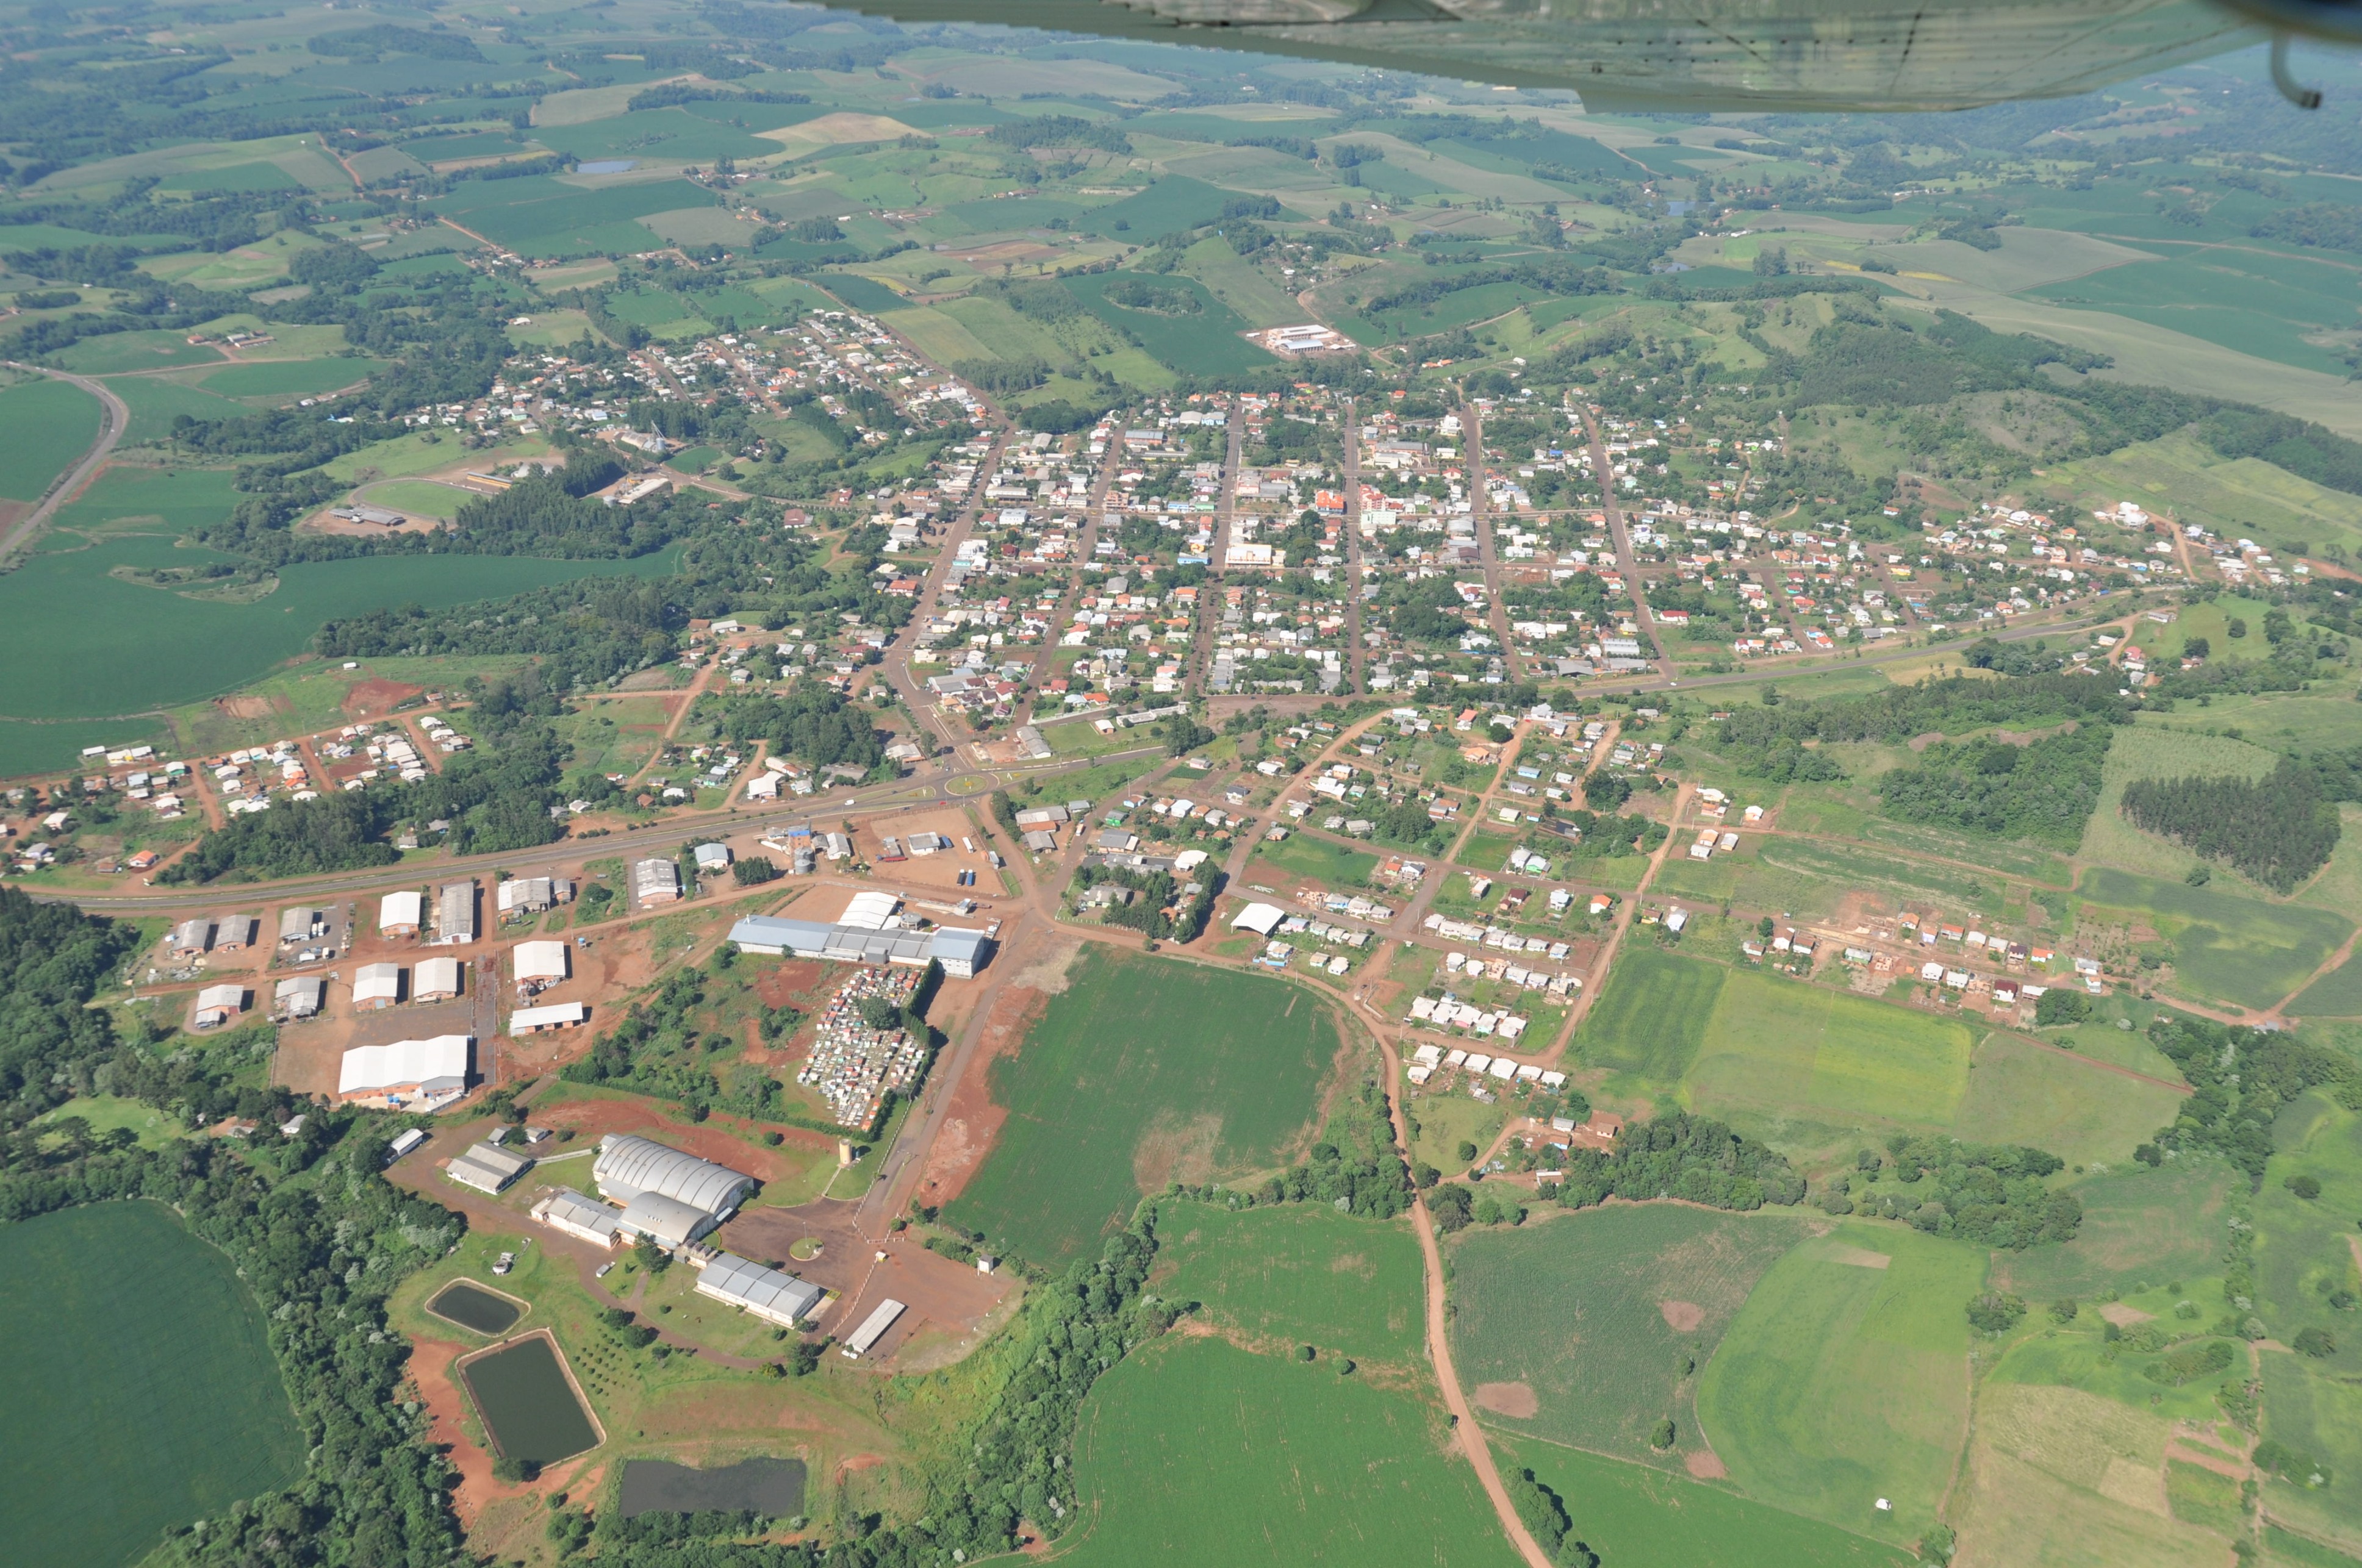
[[807, 0, 2281, 112]]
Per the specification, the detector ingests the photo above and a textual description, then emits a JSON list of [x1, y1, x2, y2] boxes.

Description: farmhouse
[[509, 1001, 588, 1035], [445, 1139, 533, 1196], [632, 858, 681, 906], [275, 975, 325, 1018], [695, 1251, 825, 1329], [337, 1034, 472, 1105], [379, 890, 424, 937], [512, 939, 570, 995], [531, 1187, 623, 1247], [193, 983, 246, 1028], [727, 914, 995, 977], [413, 955, 462, 1003], [436, 881, 477, 945], [353, 961, 404, 1010]]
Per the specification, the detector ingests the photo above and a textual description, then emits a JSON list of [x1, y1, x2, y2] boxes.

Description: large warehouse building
[[695, 1251, 825, 1329], [728, 915, 994, 978], [588, 1133, 755, 1250], [337, 1035, 471, 1106]]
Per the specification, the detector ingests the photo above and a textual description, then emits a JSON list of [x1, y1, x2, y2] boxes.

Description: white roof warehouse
[[728, 915, 994, 978]]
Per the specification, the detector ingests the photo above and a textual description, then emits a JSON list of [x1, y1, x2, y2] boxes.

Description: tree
[[2050, 1298, 2080, 1324], [2035, 987, 2092, 1026], [1650, 1417, 1677, 1450], [1966, 1291, 2026, 1333], [635, 1232, 670, 1275], [733, 856, 781, 886], [2184, 636, 2210, 659], [2288, 1173, 2324, 1200], [1428, 1184, 1474, 1232], [2295, 1327, 2337, 1358], [858, 994, 902, 1032], [1456, 1140, 1480, 1165], [1296, 1344, 1316, 1362]]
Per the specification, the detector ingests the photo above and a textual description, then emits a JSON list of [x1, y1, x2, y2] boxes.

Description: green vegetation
[[946, 949, 1338, 1269], [1150, 1201, 1423, 1367], [1698, 1225, 1987, 1547], [1879, 724, 2113, 850], [1451, 1205, 1813, 1462], [1252, 832, 1380, 889], [2079, 869, 2352, 1011], [0, 377, 100, 502], [2145, 1012, 2357, 1175], [1572, 948, 1725, 1079], [1687, 968, 1976, 1133], [2122, 760, 2346, 892], [1991, 1161, 2234, 1301], [0, 1201, 304, 1568], [1057, 1336, 1518, 1568]]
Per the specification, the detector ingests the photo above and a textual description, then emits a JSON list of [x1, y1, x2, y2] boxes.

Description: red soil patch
[[2099, 1301, 2154, 1326], [1659, 1299, 1705, 1333], [343, 678, 425, 718], [213, 693, 285, 720], [755, 960, 827, 1009], [1684, 1448, 1729, 1480], [1473, 1381, 1539, 1418], [913, 981, 1045, 1207]]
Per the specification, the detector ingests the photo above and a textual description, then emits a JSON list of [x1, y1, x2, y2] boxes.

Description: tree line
[[2120, 757, 2345, 892]]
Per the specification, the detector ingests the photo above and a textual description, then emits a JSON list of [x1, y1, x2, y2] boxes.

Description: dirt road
[[1, 363, 126, 565]]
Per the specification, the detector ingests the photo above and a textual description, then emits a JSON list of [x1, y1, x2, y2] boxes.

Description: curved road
[[0, 363, 126, 565]]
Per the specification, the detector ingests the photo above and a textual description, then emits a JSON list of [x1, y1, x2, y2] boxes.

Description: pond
[[621, 1456, 806, 1518], [425, 1280, 524, 1336], [460, 1334, 600, 1464]]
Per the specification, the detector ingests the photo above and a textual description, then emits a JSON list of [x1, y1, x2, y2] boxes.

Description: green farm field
[[0, 376, 101, 502], [1697, 1223, 1985, 1548], [196, 357, 388, 398], [1990, 1159, 2232, 1303], [2077, 868, 2352, 1012], [1505, 1440, 1912, 1568], [1951, 1031, 2189, 1170], [0, 531, 672, 726], [103, 375, 252, 444], [1449, 1204, 1815, 1467], [1064, 271, 1271, 378], [1685, 969, 1975, 1137], [1057, 1335, 1519, 1568], [0, 1201, 304, 1568], [1150, 1200, 1424, 1367], [1571, 948, 1726, 1081], [944, 948, 1339, 1269]]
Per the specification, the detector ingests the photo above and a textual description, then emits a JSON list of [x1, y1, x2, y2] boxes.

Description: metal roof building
[[170, 917, 214, 957], [275, 975, 325, 1017], [278, 906, 323, 943], [337, 1034, 471, 1101], [194, 983, 245, 1028], [437, 882, 476, 945], [447, 1140, 533, 1195], [614, 1191, 723, 1250], [210, 912, 255, 950], [532, 1187, 622, 1247], [353, 961, 404, 1010], [509, 1001, 587, 1035], [414, 955, 462, 1001], [379, 890, 424, 935], [695, 1252, 825, 1329], [498, 876, 564, 914], [512, 939, 569, 991], [631, 858, 681, 906], [728, 915, 994, 976], [593, 1133, 753, 1218], [842, 1298, 906, 1359]]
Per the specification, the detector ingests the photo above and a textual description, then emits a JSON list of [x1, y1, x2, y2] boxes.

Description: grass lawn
[[364, 479, 477, 518], [2077, 867, 2352, 1012], [1571, 948, 1726, 1083], [944, 948, 1339, 1270], [0, 376, 101, 501], [1150, 1200, 1424, 1367], [1450, 1203, 1815, 1469], [1696, 1222, 1984, 1550], [1250, 833, 1378, 889], [1057, 1335, 1519, 1568], [1990, 1158, 2235, 1302], [1685, 969, 1975, 1136], [35, 1095, 184, 1147], [0, 1201, 303, 1568], [1504, 1439, 1911, 1568]]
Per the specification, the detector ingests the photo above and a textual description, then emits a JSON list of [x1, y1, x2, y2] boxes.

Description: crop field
[[1449, 1205, 1815, 1465], [0, 533, 670, 723], [1571, 948, 1726, 1081], [198, 357, 388, 398], [1696, 1223, 1984, 1548], [2258, 1352, 2362, 1546], [1249, 833, 1378, 889], [0, 1201, 304, 1568], [1949, 1032, 2187, 1169], [1151, 1201, 1423, 1366], [945, 950, 1338, 1269], [1058, 1336, 1518, 1568], [2294, 953, 2362, 1018], [1504, 1440, 1911, 1568], [1685, 969, 1975, 1136], [436, 176, 716, 258], [0, 377, 101, 501], [2077, 868, 2352, 1011], [1065, 271, 1269, 377], [1753, 837, 2008, 918], [54, 329, 226, 374], [365, 479, 475, 518], [104, 375, 253, 443]]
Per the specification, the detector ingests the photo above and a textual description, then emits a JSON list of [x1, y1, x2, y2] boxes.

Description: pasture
[[2256, 1353, 2362, 1547], [1449, 1204, 1815, 1466], [104, 375, 252, 443], [1990, 1158, 2233, 1302], [1057, 1336, 1518, 1568], [2077, 867, 2351, 1012], [1571, 948, 1725, 1082], [1950, 1032, 2187, 1169], [1685, 968, 1975, 1136], [0, 1201, 304, 1568], [1953, 1381, 2228, 1568], [944, 949, 1338, 1269], [2255, 1095, 2362, 1395], [1504, 1440, 1911, 1568], [1696, 1223, 1984, 1547], [0, 377, 101, 501], [1249, 832, 1378, 889], [0, 530, 670, 723], [198, 357, 387, 398], [1150, 1201, 1423, 1367]]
